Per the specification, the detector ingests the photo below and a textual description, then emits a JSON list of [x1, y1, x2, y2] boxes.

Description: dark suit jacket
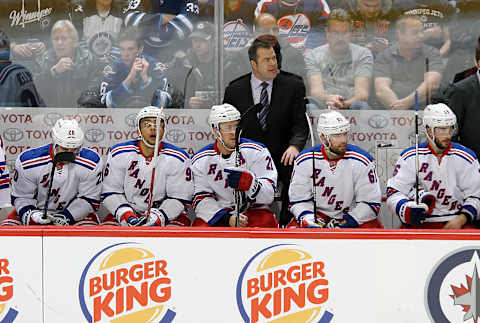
[[447, 73, 480, 159], [223, 71, 308, 164]]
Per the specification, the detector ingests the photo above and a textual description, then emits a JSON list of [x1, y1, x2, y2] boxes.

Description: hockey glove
[[224, 168, 260, 197], [418, 190, 436, 215], [299, 211, 325, 228], [118, 208, 145, 226], [22, 209, 52, 225], [399, 201, 428, 226], [47, 211, 74, 226], [144, 208, 169, 227], [326, 214, 359, 228]]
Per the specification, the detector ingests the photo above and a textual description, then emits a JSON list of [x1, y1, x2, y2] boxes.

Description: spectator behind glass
[[100, 27, 173, 108], [35, 20, 97, 107], [446, 38, 480, 160], [337, 0, 396, 56], [374, 15, 444, 109], [255, 0, 331, 50], [305, 8, 373, 109], [82, 0, 123, 41], [397, 0, 454, 57], [0, 29, 45, 107]]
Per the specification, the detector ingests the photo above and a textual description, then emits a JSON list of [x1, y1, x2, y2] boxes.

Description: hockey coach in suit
[[223, 34, 308, 227]]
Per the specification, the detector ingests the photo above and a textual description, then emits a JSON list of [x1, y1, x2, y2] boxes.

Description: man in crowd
[[224, 35, 308, 226], [255, 0, 330, 49], [374, 15, 444, 109], [446, 38, 480, 160], [289, 110, 383, 228], [1, 119, 103, 226], [122, 0, 199, 59], [35, 20, 97, 107], [100, 27, 171, 108], [386, 103, 480, 229], [101, 106, 193, 227], [0, 30, 44, 107], [191, 104, 278, 227], [337, 0, 396, 56], [305, 9, 373, 109]]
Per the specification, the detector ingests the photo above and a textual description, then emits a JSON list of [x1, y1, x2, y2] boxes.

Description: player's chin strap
[[426, 127, 441, 152], [214, 127, 235, 153], [140, 135, 155, 148], [323, 135, 342, 159]]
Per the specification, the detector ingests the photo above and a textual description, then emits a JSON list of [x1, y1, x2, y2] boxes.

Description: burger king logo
[[236, 244, 334, 322], [0, 259, 18, 322], [79, 242, 175, 322]]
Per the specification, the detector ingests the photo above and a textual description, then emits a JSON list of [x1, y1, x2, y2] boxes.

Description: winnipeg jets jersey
[[387, 142, 480, 223], [101, 140, 193, 222], [0, 136, 11, 208], [191, 139, 277, 225], [122, 0, 199, 51], [11, 144, 103, 221], [289, 144, 381, 224]]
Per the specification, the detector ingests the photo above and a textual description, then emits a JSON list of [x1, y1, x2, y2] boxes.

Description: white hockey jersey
[[101, 140, 193, 222], [289, 144, 381, 224], [191, 138, 277, 225], [12, 144, 104, 222], [386, 142, 480, 223], [0, 136, 11, 208]]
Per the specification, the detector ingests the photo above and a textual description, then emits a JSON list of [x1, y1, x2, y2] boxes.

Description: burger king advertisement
[[0, 230, 477, 322]]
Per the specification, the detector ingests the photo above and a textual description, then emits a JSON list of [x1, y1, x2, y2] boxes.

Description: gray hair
[[51, 20, 79, 43]]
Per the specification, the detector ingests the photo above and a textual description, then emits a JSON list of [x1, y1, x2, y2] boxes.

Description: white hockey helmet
[[136, 106, 166, 148], [423, 103, 456, 131], [51, 119, 84, 149], [209, 104, 241, 129], [317, 111, 350, 139]]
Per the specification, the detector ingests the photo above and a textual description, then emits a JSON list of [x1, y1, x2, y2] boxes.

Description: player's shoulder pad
[[239, 138, 266, 151], [344, 144, 374, 166], [399, 141, 429, 160], [450, 142, 477, 164], [191, 143, 216, 165], [162, 142, 189, 163], [0, 63, 29, 85], [19, 144, 51, 169], [295, 144, 323, 165], [227, 73, 251, 86], [75, 148, 102, 170], [110, 140, 140, 157]]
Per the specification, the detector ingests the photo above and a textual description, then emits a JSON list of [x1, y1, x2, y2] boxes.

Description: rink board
[[0, 227, 479, 323]]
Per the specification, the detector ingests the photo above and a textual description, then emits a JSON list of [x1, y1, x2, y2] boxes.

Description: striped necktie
[[258, 81, 269, 131]]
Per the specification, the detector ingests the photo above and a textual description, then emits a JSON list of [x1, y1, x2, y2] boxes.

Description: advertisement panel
[[0, 235, 42, 323], [38, 231, 480, 323]]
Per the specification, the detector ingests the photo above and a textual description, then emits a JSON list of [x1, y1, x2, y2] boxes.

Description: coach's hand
[[281, 145, 300, 166]]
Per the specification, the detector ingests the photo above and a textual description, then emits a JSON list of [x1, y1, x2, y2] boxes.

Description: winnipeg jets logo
[[123, 0, 141, 13]]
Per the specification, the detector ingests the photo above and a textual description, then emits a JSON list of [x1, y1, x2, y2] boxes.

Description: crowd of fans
[[0, 0, 479, 110]]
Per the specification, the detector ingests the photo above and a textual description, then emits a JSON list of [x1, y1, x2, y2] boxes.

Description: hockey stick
[[414, 90, 420, 204], [146, 114, 161, 220], [425, 57, 430, 106], [43, 151, 76, 220], [233, 103, 263, 227], [234, 126, 242, 227], [305, 111, 318, 226]]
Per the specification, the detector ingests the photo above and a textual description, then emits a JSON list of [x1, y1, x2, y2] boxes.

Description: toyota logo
[[43, 112, 63, 127], [165, 129, 186, 144], [85, 129, 105, 143], [368, 115, 389, 129], [3, 128, 23, 142], [125, 113, 137, 128]]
